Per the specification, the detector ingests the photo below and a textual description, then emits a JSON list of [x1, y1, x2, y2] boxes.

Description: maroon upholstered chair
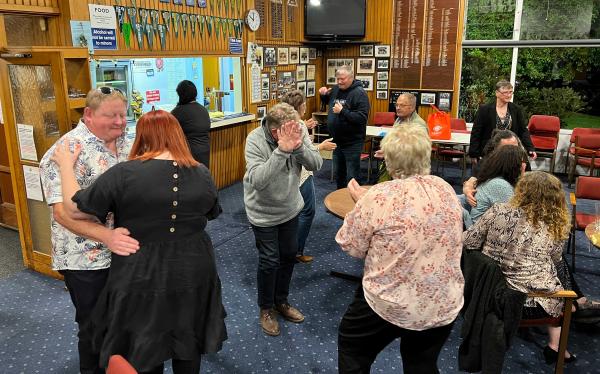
[[567, 134, 600, 188], [528, 115, 560, 173], [435, 118, 469, 181], [372, 111, 396, 127], [564, 127, 600, 174]]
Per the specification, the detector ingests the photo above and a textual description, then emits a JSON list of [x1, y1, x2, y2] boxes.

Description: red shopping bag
[[427, 105, 451, 140]]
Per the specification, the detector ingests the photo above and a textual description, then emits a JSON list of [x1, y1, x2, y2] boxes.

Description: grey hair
[[495, 79, 513, 91], [397, 93, 417, 108], [335, 65, 354, 78], [264, 103, 300, 130]]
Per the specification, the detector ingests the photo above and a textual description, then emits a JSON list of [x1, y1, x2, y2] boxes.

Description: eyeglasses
[[497, 90, 513, 95], [98, 86, 124, 95], [395, 104, 412, 108]]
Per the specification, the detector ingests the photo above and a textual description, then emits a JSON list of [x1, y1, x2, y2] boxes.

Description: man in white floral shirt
[[39, 87, 138, 374]]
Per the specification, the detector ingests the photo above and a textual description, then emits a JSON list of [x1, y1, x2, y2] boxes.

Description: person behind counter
[[172, 80, 212, 168]]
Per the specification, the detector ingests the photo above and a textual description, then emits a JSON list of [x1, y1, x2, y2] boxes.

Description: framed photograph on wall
[[300, 47, 310, 64], [306, 64, 316, 80], [376, 90, 388, 100], [264, 47, 277, 67], [355, 75, 373, 91], [296, 65, 306, 81], [376, 71, 388, 80], [289, 47, 300, 64], [256, 106, 267, 119], [278, 48, 289, 65], [306, 81, 316, 97], [359, 45, 374, 57], [297, 81, 306, 96], [309, 48, 317, 59], [376, 81, 388, 90], [261, 90, 270, 101], [356, 58, 375, 74], [377, 59, 390, 70], [375, 44, 391, 57], [420, 92, 436, 105]]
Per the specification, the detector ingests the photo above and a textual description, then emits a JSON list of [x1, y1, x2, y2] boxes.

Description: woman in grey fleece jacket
[[243, 103, 322, 336]]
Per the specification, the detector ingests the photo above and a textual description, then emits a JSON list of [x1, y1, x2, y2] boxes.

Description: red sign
[[146, 89, 160, 103]]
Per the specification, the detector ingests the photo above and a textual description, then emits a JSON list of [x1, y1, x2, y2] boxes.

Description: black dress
[[171, 103, 211, 168], [72, 159, 227, 371]]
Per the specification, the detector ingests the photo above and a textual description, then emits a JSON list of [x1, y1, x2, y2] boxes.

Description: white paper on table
[[17, 123, 38, 161], [22, 165, 44, 201]]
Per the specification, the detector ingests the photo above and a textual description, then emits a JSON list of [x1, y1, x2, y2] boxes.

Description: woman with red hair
[[51, 110, 226, 374]]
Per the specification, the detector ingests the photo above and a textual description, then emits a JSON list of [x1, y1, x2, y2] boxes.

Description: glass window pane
[[458, 48, 512, 122], [465, 0, 515, 40], [521, 0, 600, 40], [515, 47, 600, 128]]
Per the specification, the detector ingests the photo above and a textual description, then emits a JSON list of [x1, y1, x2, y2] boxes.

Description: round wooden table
[[323, 187, 357, 218]]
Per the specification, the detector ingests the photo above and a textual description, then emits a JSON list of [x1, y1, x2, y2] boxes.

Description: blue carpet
[[0, 160, 599, 373]]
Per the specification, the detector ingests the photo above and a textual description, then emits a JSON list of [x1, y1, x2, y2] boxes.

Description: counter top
[[210, 113, 255, 129]]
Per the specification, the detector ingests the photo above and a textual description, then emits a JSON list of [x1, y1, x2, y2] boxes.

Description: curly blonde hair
[[510, 171, 570, 241]]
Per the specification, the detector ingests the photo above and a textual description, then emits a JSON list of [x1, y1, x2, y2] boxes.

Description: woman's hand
[[305, 118, 318, 129], [51, 140, 81, 169], [318, 138, 337, 151], [347, 178, 367, 203]]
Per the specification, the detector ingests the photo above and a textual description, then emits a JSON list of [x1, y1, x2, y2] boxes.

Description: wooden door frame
[[0, 50, 68, 278]]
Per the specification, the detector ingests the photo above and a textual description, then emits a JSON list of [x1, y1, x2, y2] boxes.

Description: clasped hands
[[277, 120, 303, 152]]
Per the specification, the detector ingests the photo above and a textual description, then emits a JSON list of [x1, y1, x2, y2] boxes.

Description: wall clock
[[245, 9, 261, 31]]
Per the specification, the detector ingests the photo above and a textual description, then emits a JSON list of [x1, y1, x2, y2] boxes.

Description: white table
[[366, 126, 471, 145]]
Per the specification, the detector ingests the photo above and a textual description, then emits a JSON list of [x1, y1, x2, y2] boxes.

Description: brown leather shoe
[[260, 308, 280, 336], [275, 303, 305, 323], [296, 255, 314, 263]]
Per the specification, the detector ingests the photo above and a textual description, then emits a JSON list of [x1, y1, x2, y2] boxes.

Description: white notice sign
[[22, 165, 44, 202], [88, 4, 118, 50], [17, 123, 38, 161]]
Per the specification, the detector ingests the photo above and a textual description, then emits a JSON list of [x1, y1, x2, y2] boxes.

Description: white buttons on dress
[[170, 227, 175, 233], [173, 186, 178, 192], [173, 161, 178, 166], [173, 201, 178, 206], [171, 214, 177, 219], [173, 173, 178, 179]]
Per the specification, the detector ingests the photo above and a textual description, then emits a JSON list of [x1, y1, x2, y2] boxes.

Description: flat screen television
[[304, 0, 366, 41]]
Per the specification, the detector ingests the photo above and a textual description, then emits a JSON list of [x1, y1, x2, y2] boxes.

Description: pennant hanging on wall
[[158, 24, 166, 49], [214, 17, 221, 39], [199, 15, 205, 37], [181, 14, 189, 37], [173, 12, 181, 37], [127, 7, 137, 29], [206, 16, 213, 37], [122, 23, 132, 48], [150, 10, 159, 31], [145, 23, 154, 50], [115, 6, 125, 32], [190, 14, 197, 37], [135, 23, 144, 48], [139, 8, 148, 31], [162, 10, 171, 32]]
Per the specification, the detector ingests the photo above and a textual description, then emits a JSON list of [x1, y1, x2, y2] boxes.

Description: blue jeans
[[252, 216, 299, 309], [333, 142, 363, 189], [297, 176, 316, 255]]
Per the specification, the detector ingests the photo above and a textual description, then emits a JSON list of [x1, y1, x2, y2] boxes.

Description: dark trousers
[[338, 287, 454, 374], [60, 268, 110, 374], [141, 358, 201, 374], [297, 176, 316, 255], [252, 216, 299, 309], [333, 143, 363, 189]]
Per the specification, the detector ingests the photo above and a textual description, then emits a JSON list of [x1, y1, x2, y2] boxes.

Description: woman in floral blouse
[[336, 124, 464, 374], [463, 171, 575, 364]]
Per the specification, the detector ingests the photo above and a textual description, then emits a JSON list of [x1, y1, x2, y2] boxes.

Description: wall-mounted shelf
[[302, 40, 381, 48]]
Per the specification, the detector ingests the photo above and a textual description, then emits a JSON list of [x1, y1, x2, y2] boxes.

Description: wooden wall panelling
[[209, 122, 253, 188]]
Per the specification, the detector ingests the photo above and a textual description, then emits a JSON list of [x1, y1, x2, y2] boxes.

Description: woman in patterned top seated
[[335, 124, 464, 374], [463, 171, 576, 364]]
